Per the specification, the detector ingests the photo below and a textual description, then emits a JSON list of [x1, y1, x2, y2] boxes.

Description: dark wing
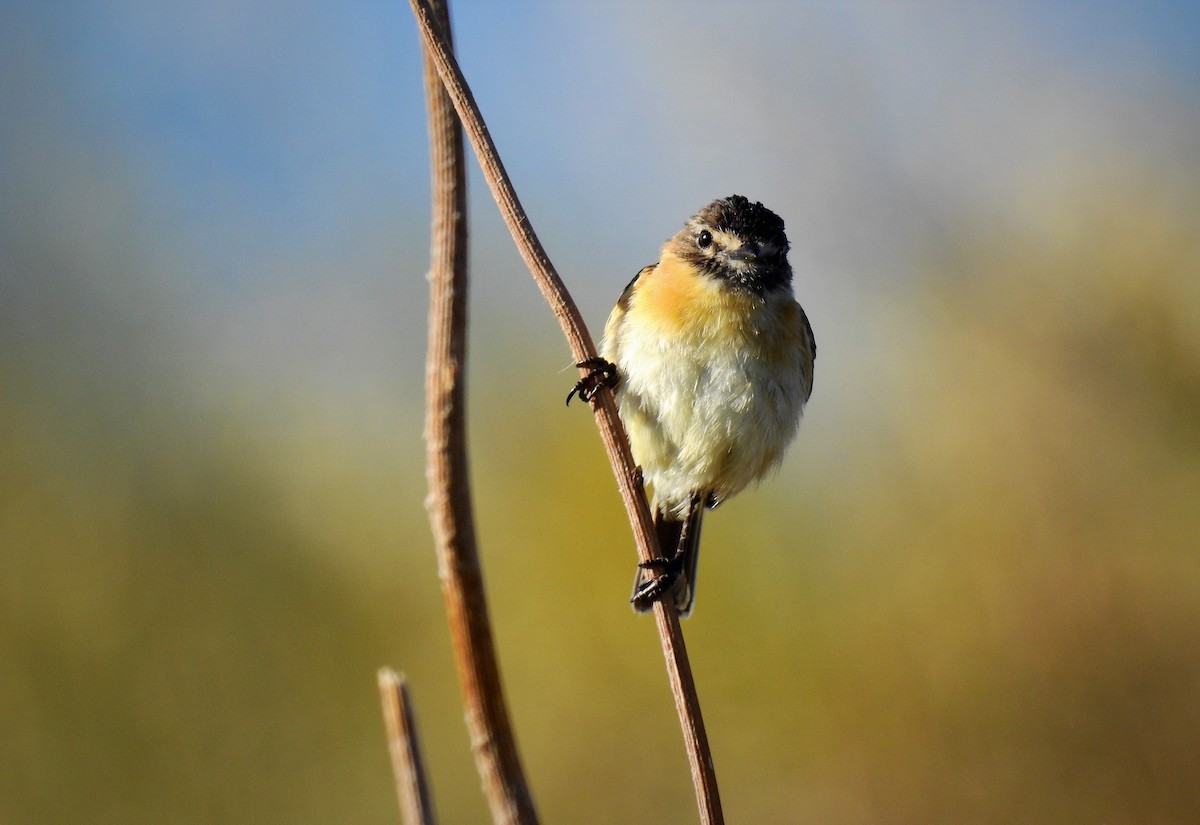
[[618, 264, 652, 310], [601, 263, 655, 360], [798, 302, 816, 400]]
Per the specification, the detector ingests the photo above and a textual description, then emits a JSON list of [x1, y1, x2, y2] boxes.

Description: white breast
[[606, 294, 807, 515]]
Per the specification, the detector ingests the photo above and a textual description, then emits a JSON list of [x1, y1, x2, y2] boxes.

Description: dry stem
[[408, 1, 724, 821], [378, 670, 438, 825], [419, 1, 541, 822]]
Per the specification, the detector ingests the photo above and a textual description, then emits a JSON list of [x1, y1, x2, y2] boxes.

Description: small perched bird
[[569, 195, 815, 616]]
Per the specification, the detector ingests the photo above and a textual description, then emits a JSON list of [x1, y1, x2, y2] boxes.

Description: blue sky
[[4, 0, 1199, 428], [9, 2, 1197, 271]]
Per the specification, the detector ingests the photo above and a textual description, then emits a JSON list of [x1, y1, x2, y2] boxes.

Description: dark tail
[[632, 501, 705, 617]]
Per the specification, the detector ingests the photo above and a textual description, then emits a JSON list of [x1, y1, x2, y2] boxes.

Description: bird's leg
[[566, 357, 619, 406], [630, 494, 701, 611]]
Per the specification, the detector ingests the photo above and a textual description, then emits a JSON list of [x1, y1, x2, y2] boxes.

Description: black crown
[[697, 195, 788, 248]]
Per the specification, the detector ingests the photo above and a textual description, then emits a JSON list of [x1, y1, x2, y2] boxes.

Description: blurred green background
[[4, 2, 1200, 823]]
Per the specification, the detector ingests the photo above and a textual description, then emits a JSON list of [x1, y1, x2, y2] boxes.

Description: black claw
[[637, 556, 674, 571], [630, 554, 684, 610], [566, 357, 619, 406], [631, 572, 676, 610]]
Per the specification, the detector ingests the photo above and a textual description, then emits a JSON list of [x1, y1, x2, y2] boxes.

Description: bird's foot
[[566, 357, 619, 406], [630, 555, 684, 611]]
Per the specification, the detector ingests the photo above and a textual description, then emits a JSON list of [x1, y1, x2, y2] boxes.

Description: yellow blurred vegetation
[[3, 172, 1200, 824]]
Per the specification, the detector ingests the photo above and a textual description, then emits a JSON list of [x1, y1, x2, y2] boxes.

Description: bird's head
[[667, 195, 792, 294]]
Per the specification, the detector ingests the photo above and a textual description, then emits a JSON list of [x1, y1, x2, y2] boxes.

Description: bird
[[568, 195, 815, 616]]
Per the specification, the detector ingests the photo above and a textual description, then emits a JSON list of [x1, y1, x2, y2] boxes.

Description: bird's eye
[[697, 230, 713, 249]]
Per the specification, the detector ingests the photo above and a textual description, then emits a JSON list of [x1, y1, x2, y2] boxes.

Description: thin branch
[[378, 669, 438, 825], [419, 1, 540, 823], [407, 1, 724, 822]]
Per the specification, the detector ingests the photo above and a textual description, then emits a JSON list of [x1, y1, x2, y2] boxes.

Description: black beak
[[726, 241, 761, 264]]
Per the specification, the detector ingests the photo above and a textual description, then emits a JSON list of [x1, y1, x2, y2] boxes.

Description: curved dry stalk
[[407, 1, 723, 822], [378, 670, 438, 825], [419, 1, 541, 823]]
